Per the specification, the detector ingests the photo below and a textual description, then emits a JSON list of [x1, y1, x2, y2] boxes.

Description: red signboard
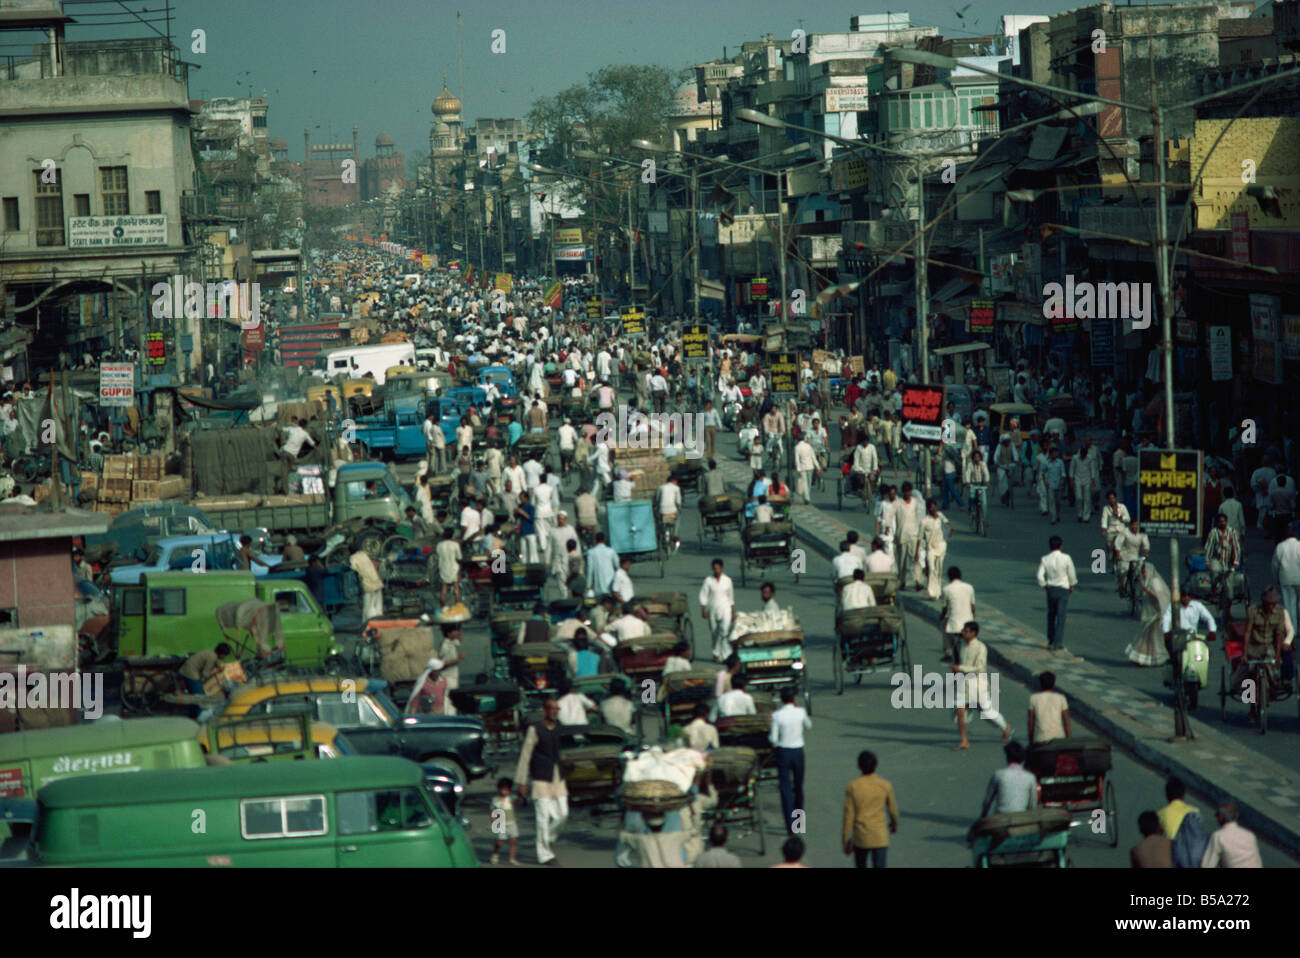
[[900, 382, 946, 444], [969, 300, 995, 334], [0, 766, 22, 797], [1231, 212, 1251, 264], [750, 278, 768, 301], [242, 324, 265, 351]]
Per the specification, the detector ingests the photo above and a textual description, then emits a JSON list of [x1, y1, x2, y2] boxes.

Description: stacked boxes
[[611, 444, 670, 499]]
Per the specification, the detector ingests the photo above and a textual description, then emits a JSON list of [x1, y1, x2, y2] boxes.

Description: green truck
[[114, 571, 338, 664], [32, 756, 478, 867], [197, 462, 415, 556]]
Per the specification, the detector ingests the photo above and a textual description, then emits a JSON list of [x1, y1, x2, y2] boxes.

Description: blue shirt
[[507, 421, 523, 446], [573, 649, 601, 678], [586, 543, 621, 596], [746, 478, 769, 519], [517, 502, 536, 536]]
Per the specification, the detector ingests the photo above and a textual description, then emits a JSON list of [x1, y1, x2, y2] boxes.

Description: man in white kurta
[[893, 486, 924, 589], [699, 559, 736, 661]]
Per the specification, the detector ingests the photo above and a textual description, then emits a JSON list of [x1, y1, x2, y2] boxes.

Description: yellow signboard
[[495, 273, 513, 293], [422, 254, 432, 269], [555, 227, 584, 246]]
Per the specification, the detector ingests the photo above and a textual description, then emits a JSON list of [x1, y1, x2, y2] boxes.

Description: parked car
[[215, 676, 491, 783], [107, 533, 283, 585], [83, 503, 218, 563]]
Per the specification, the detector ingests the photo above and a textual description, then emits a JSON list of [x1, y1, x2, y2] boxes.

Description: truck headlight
[[792, 660, 804, 670]]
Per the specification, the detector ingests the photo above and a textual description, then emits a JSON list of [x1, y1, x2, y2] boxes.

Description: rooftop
[[0, 506, 108, 542]]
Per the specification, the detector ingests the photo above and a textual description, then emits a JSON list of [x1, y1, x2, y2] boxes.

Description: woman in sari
[[1126, 562, 1171, 666], [406, 656, 448, 715]]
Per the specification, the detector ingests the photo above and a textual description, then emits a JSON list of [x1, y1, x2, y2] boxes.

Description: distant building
[[303, 125, 359, 209], [361, 132, 406, 201]]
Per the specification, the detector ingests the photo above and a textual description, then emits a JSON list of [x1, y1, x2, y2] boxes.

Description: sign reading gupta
[[683, 324, 709, 360], [1138, 449, 1202, 538], [899, 383, 945, 444], [99, 363, 135, 407]]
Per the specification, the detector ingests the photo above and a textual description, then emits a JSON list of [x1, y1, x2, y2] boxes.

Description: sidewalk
[[715, 455, 1300, 859]]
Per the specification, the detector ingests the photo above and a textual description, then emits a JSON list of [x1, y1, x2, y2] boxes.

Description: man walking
[[769, 686, 811, 835], [515, 697, 569, 866], [940, 566, 976, 663], [953, 621, 1011, 748], [1201, 802, 1262, 868], [349, 542, 384, 623], [793, 433, 818, 504], [1272, 522, 1300, 637], [1040, 445, 1067, 525], [842, 750, 898, 868], [894, 482, 924, 590], [1071, 436, 1101, 522], [1036, 535, 1078, 655], [699, 558, 736, 661]]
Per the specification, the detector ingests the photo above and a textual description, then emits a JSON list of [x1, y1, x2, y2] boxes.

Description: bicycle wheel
[[1259, 668, 1269, 735], [833, 636, 845, 695], [1130, 571, 1142, 618]]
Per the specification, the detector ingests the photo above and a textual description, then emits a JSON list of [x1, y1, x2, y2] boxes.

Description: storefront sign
[[824, 86, 870, 112], [587, 297, 602, 319], [1175, 318, 1198, 343], [1208, 326, 1232, 381], [1254, 339, 1283, 385], [770, 353, 798, 395], [1283, 315, 1300, 362], [242, 323, 265, 351], [899, 383, 945, 444], [968, 300, 995, 335], [1250, 293, 1280, 342], [494, 273, 512, 293], [831, 156, 871, 192], [146, 332, 166, 367], [555, 227, 584, 246], [1090, 314, 1116, 368], [1138, 449, 1202, 538], [620, 307, 645, 335], [555, 246, 589, 261], [750, 278, 768, 301], [68, 215, 167, 249], [1231, 212, 1250, 264], [98, 363, 135, 407], [683, 324, 709, 360]]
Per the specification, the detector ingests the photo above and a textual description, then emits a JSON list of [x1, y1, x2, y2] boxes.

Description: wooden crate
[[100, 477, 133, 503], [157, 475, 187, 499], [132, 479, 161, 502], [135, 454, 164, 481], [80, 472, 99, 498], [102, 455, 133, 480], [93, 501, 125, 518]]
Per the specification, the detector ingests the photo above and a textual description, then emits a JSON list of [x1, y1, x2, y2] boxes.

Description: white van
[[310, 342, 416, 385]]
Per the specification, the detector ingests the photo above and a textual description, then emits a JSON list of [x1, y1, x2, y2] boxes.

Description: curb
[[719, 468, 1300, 860]]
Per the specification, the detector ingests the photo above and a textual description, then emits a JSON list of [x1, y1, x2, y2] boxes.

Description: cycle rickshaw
[[739, 518, 799, 587], [1027, 738, 1118, 848], [1218, 597, 1298, 734], [705, 746, 766, 856], [834, 606, 910, 695], [698, 492, 744, 543], [969, 808, 1072, 868], [606, 498, 665, 578]]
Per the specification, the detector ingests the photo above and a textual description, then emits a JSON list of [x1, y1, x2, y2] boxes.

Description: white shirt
[[1161, 600, 1217, 635], [533, 482, 555, 518], [557, 692, 596, 726], [1101, 502, 1131, 537], [714, 689, 756, 719], [558, 423, 578, 451], [609, 613, 650, 642], [698, 574, 734, 619], [657, 482, 683, 518], [832, 551, 864, 582], [459, 505, 481, 540], [1036, 550, 1078, 589], [893, 496, 922, 537], [503, 465, 526, 496], [769, 704, 811, 749], [282, 425, 314, 457], [840, 580, 876, 611], [1273, 537, 1300, 586], [794, 440, 818, 472], [613, 568, 635, 603], [523, 459, 545, 490], [941, 579, 976, 633], [865, 549, 895, 573]]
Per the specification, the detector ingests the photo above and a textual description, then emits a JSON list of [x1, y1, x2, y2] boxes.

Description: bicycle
[[1124, 555, 1147, 618]]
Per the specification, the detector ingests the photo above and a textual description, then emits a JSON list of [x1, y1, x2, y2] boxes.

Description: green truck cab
[[198, 462, 413, 537], [0, 717, 206, 799], [113, 571, 338, 664], [33, 756, 478, 868]]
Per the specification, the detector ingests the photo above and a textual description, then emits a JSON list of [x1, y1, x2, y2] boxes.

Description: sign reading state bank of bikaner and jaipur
[[1138, 449, 1203, 538]]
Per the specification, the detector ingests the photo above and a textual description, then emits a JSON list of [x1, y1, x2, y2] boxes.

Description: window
[[73, 194, 90, 217], [145, 191, 161, 215], [149, 588, 186, 616], [100, 166, 129, 216], [34, 170, 64, 247], [253, 115, 267, 128], [239, 795, 328, 839], [121, 589, 145, 617], [337, 788, 431, 835], [0, 609, 16, 627], [273, 590, 314, 615], [2, 197, 17, 232], [310, 692, 388, 729]]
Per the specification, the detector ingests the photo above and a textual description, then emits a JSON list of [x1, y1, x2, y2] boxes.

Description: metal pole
[[549, 202, 557, 282], [1153, 103, 1186, 740], [915, 157, 931, 498], [628, 180, 635, 308], [777, 169, 787, 325], [691, 167, 700, 323]]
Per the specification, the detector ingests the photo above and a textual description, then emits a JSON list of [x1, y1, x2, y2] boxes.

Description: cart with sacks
[[698, 491, 744, 543], [731, 610, 810, 713], [739, 518, 799, 587], [716, 691, 778, 781], [704, 745, 766, 856], [642, 591, 695, 658], [560, 724, 635, 817], [1026, 738, 1117, 848], [969, 808, 1072, 868], [660, 668, 718, 735], [833, 574, 909, 695]]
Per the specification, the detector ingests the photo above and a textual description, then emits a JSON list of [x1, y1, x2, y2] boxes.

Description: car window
[[240, 795, 327, 839], [274, 590, 312, 614], [149, 588, 185, 616], [344, 481, 367, 502], [337, 787, 430, 835]]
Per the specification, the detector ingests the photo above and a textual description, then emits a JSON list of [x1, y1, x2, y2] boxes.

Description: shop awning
[[931, 278, 977, 305]]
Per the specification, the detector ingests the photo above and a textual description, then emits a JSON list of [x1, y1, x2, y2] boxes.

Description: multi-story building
[[361, 132, 406, 201], [302, 125, 359, 210]]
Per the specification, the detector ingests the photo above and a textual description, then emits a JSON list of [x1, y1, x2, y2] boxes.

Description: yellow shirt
[[1157, 798, 1197, 840], [843, 773, 899, 849]]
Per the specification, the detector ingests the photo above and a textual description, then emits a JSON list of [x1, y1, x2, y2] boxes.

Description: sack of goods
[[620, 778, 691, 814], [623, 745, 707, 793], [378, 626, 435, 684], [708, 746, 758, 787]]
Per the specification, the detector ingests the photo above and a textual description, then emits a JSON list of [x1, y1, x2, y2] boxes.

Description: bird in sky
[[954, 4, 971, 19]]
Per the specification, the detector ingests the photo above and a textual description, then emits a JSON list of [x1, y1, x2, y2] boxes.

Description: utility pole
[[628, 179, 635, 308], [690, 167, 700, 322], [776, 169, 787, 324], [914, 156, 932, 498]]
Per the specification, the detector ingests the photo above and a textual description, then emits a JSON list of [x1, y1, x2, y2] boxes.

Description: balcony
[[1077, 204, 1185, 242]]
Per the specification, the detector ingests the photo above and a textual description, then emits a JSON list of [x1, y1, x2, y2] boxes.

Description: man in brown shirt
[[842, 750, 899, 868], [1130, 810, 1173, 868], [179, 642, 232, 695]]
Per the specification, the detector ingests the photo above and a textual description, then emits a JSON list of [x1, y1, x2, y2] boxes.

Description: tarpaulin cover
[[191, 426, 278, 495], [215, 598, 284, 655]]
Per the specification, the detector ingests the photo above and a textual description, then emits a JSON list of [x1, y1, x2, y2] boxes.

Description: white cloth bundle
[[622, 746, 707, 792]]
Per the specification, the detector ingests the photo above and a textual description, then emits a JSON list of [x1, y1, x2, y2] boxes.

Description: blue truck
[[351, 395, 428, 460], [478, 365, 516, 400]]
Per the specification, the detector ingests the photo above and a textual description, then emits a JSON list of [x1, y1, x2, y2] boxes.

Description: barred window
[[146, 190, 161, 215], [100, 166, 129, 216], [34, 169, 64, 247]]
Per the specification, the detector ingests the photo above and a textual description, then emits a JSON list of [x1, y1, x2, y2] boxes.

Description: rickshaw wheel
[[681, 618, 695, 659], [1103, 778, 1119, 847], [833, 636, 844, 695]]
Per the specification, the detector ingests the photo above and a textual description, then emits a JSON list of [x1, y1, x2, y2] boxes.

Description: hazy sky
[[52, 0, 1075, 157]]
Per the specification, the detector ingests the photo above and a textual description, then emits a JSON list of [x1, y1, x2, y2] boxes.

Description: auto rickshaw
[[986, 403, 1037, 441], [342, 379, 376, 400]]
